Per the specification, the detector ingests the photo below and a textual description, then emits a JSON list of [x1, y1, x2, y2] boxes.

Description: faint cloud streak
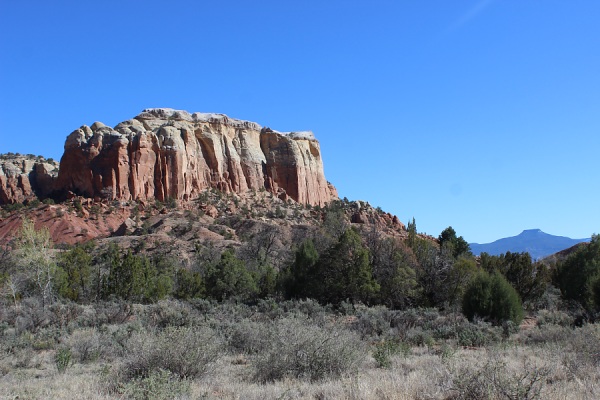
[[448, 0, 496, 32]]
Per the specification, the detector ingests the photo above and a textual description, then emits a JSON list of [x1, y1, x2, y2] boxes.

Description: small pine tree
[[101, 249, 171, 303], [489, 272, 524, 324], [438, 226, 471, 258], [281, 239, 319, 299], [55, 245, 92, 302], [311, 228, 379, 305], [407, 217, 417, 249], [462, 272, 492, 321], [462, 271, 523, 325], [205, 250, 258, 302], [555, 235, 600, 311], [592, 275, 600, 312], [173, 268, 205, 300]]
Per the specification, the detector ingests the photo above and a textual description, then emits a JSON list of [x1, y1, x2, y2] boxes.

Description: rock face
[[54, 108, 337, 206], [0, 156, 59, 204]]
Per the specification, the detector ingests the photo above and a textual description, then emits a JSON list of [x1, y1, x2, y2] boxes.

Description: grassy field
[[1, 299, 598, 400]]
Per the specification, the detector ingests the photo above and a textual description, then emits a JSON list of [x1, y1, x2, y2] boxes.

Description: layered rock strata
[[0, 156, 59, 204], [54, 108, 337, 206]]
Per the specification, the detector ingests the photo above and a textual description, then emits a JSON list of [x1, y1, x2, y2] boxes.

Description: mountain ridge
[[469, 229, 591, 260]]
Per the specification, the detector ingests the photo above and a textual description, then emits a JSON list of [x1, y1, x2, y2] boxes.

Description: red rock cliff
[[0, 156, 58, 204], [54, 108, 337, 206]]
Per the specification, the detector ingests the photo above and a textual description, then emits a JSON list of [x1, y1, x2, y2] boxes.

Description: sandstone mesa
[[0, 108, 338, 206]]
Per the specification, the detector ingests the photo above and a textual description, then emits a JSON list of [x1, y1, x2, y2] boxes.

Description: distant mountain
[[469, 229, 591, 260]]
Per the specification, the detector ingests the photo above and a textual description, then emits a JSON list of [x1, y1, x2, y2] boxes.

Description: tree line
[[1, 216, 598, 326]]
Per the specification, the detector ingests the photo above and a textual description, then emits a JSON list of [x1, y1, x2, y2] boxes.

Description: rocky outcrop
[[0, 202, 129, 245], [54, 108, 337, 206], [0, 156, 59, 204]]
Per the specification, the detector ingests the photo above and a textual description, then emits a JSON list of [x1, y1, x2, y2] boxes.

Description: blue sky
[[1, 1, 599, 243]]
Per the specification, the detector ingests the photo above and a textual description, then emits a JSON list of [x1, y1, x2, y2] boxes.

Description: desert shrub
[[66, 329, 101, 363], [223, 319, 271, 354], [405, 327, 435, 347], [351, 305, 394, 339], [0, 327, 33, 355], [138, 300, 196, 328], [123, 326, 222, 380], [12, 298, 55, 334], [567, 323, 600, 367], [27, 199, 41, 208], [10, 346, 37, 369], [0, 301, 77, 334], [30, 327, 61, 350], [47, 301, 86, 331], [450, 352, 551, 400], [524, 324, 571, 345], [536, 309, 573, 327], [560, 325, 600, 381], [120, 369, 190, 400], [278, 298, 332, 322], [253, 318, 364, 383], [100, 322, 143, 360], [253, 298, 285, 319], [73, 304, 101, 328], [3, 202, 24, 212], [419, 312, 471, 341], [94, 301, 135, 326], [388, 308, 441, 332], [456, 320, 502, 347], [187, 298, 218, 315]]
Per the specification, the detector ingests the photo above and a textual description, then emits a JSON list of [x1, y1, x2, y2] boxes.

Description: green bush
[[308, 228, 379, 305], [172, 268, 205, 300], [205, 250, 258, 302], [462, 271, 523, 325], [555, 235, 600, 311], [55, 245, 92, 302], [101, 247, 172, 303], [55, 347, 71, 373], [373, 339, 410, 368], [480, 251, 550, 304]]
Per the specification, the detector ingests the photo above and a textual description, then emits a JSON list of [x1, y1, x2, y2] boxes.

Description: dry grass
[[2, 342, 599, 399], [1, 302, 599, 400]]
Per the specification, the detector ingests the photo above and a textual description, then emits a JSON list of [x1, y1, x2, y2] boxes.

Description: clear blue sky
[[1, 1, 598, 243]]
